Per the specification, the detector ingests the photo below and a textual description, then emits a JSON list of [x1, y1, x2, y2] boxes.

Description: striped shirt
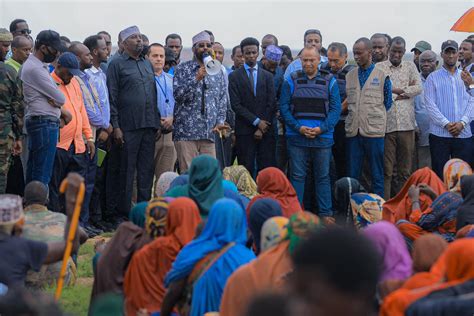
[[424, 67, 474, 139]]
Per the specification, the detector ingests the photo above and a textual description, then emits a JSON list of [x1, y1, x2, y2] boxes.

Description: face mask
[[43, 47, 57, 63]]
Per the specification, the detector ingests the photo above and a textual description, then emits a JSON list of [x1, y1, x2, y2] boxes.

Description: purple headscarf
[[363, 221, 412, 282]]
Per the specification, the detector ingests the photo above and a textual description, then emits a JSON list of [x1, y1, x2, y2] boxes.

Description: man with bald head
[[5, 36, 32, 72], [280, 46, 341, 224], [414, 50, 438, 169], [345, 38, 392, 198]]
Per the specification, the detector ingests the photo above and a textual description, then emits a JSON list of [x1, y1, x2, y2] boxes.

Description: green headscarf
[[287, 211, 321, 254], [128, 201, 148, 228], [90, 293, 124, 316], [188, 155, 224, 215]]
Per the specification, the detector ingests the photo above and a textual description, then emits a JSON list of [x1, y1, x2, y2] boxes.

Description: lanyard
[[154, 75, 169, 103]]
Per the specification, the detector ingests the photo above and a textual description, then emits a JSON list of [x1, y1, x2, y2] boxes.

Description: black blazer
[[229, 66, 276, 135]]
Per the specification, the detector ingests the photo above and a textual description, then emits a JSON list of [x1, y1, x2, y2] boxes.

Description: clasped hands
[[299, 126, 322, 139]]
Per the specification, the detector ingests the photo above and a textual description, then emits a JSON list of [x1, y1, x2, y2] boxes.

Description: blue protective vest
[[290, 69, 332, 120]]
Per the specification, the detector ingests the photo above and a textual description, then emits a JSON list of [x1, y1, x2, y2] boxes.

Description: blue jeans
[[288, 143, 333, 217], [25, 116, 59, 185], [347, 135, 384, 197]]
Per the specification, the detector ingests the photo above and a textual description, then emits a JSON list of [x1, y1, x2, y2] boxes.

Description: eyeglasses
[[18, 29, 32, 35]]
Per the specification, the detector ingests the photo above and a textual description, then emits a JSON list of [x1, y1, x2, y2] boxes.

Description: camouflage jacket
[[0, 62, 24, 140]]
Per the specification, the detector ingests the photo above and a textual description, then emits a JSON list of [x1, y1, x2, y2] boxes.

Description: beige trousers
[[154, 132, 177, 187], [174, 140, 216, 172]]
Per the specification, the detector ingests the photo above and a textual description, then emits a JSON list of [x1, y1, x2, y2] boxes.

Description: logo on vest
[[370, 78, 381, 86]]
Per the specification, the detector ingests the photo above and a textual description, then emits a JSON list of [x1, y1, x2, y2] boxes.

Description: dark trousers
[[276, 135, 289, 173], [104, 141, 122, 219], [429, 134, 473, 179], [81, 150, 97, 224], [119, 128, 156, 215], [89, 140, 109, 223], [332, 120, 348, 179], [6, 155, 25, 196], [235, 132, 276, 176], [48, 144, 88, 214], [215, 133, 233, 169]]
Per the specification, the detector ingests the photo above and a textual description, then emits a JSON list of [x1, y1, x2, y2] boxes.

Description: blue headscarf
[[222, 180, 238, 193], [224, 188, 250, 211], [248, 198, 283, 254], [169, 175, 189, 190], [128, 201, 148, 228]]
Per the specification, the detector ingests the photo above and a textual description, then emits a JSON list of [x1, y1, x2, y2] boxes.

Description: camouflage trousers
[[0, 136, 13, 194]]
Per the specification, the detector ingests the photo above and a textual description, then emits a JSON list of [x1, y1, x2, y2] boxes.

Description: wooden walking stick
[[55, 176, 86, 300]]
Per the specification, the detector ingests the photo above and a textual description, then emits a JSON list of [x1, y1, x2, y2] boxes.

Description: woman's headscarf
[[456, 224, 474, 239], [287, 211, 321, 254], [363, 221, 413, 282], [128, 201, 148, 228], [169, 174, 189, 190], [260, 216, 289, 253], [155, 172, 179, 196], [188, 155, 224, 215], [383, 167, 446, 223], [124, 198, 202, 315], [412, 234, 448, 273], [381, 238, 474, 316], [223, 165, 258, 199], [248, 198, 283, 254], [165, 198, 249, 285], [443, 158, 472, 193], [223, 180, 238, 193], [334, 177, 366, 224], [145, 197, 171, 239], [456, 174, 474, 231], [248, 167, 302, 218], [350, 193, 384, 229]]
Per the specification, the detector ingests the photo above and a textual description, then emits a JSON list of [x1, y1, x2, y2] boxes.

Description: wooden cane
[[54, 178, 85, 300]]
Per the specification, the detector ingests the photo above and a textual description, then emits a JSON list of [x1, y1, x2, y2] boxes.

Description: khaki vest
[[345, 67, 388, 138]]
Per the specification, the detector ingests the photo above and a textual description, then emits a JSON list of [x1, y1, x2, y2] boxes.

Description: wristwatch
[[461, 121, 467, 128]]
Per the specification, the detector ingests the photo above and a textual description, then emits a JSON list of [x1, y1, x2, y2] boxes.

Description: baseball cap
[[35, 30, 67, 53], [165, 47, 176, 63], [410, 40, 432, 53], [57, 52, 82, 76], [441, 40, 459, 52]]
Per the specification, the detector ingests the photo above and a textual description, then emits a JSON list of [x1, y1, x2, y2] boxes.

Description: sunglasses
[[18, 29, 32, 35]]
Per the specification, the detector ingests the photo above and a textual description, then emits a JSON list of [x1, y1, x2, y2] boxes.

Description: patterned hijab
[[260, 216, 289, 253], [145, 197, 172, 239], [287, 211, 321, 254], [443, 158, 472, 193], [155, 172, 179, 196], [350, 193, 384, 229], [223, 165, 258, 199]]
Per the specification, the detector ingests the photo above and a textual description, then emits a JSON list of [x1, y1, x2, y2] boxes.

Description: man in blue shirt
[[280, 47, 341, 224], [147, 43, 177, 192], [284, 29, 328, 82]]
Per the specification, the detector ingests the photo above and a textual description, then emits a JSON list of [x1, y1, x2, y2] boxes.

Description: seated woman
[[90, 198, 170, 304], [155, 172, 179, 197], [248, 198, 283, 254], [124, 198, 202, 316], [220, 212, 320, 316], [411, 234, 447, 273], [223, 165, 258, 199], [166, 155, 224, 217], [397, 189, 463, 245], [383, 167, 446, 224], [247, 167, 302, 218], [443, 158, 472, 193], [161, 198, 256, 316], [260, 216, 289, 253], [333, 177, 366, 225], [456, 174, 474, 232], [350, 193, 384, 230]]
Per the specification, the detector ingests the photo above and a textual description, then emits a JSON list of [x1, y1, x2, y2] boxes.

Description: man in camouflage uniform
[[0, 28, 23, 194]]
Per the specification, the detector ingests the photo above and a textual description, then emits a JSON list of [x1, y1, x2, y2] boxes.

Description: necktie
[[248, 67, 255, 96]]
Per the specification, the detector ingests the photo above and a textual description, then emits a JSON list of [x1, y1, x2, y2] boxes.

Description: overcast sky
[[1, 0, 472, 52]]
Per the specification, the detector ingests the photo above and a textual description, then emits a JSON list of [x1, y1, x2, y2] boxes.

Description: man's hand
[[461, 70, 474, 87], [392, 88, 405, 95], [311, 127, 322, 136], [418, 183, 438, 201], [448, 122, 464, 137], [341, 99, 348, 114], [254, 129, 263, 141], [257, 120, 271, 133], [60, 108, 72, 125], [114, 128, 124, 146], [161, 117, 174, 130], [196, 66, 207, 81], [87, 141, 96, 160], [395, 94, 410, 101], [299, 126, 316, 139], [212, 123, 230, 134], [97, 130, 109, 143], [12, 140, 22, 156]]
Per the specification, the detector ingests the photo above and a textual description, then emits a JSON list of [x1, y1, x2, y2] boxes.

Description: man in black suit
[[229, 37, 277, 175]]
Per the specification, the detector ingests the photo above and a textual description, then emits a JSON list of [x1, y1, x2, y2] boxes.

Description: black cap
[[35, 30, 67, 52], [441, 40, 458, 52], [165, 47, 176, 63]]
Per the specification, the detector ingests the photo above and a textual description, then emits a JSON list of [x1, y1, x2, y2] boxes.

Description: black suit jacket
[[229, 66, 276, 135]]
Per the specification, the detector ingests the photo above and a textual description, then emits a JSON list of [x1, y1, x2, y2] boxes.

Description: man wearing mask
[[323, 42, 355, 179], [172, 31, 227, 172], [107, 26, 160, 217], [20, 30, 70, 186]]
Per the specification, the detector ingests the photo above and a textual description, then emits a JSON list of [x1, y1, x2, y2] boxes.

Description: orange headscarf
[[443, 158, 472, 193], [380, 238, 474, 316], [247, 167, 302, 218], [219, 240, 293, 316], [382, 168, 446, 223], [123, 197, 202, 316]]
